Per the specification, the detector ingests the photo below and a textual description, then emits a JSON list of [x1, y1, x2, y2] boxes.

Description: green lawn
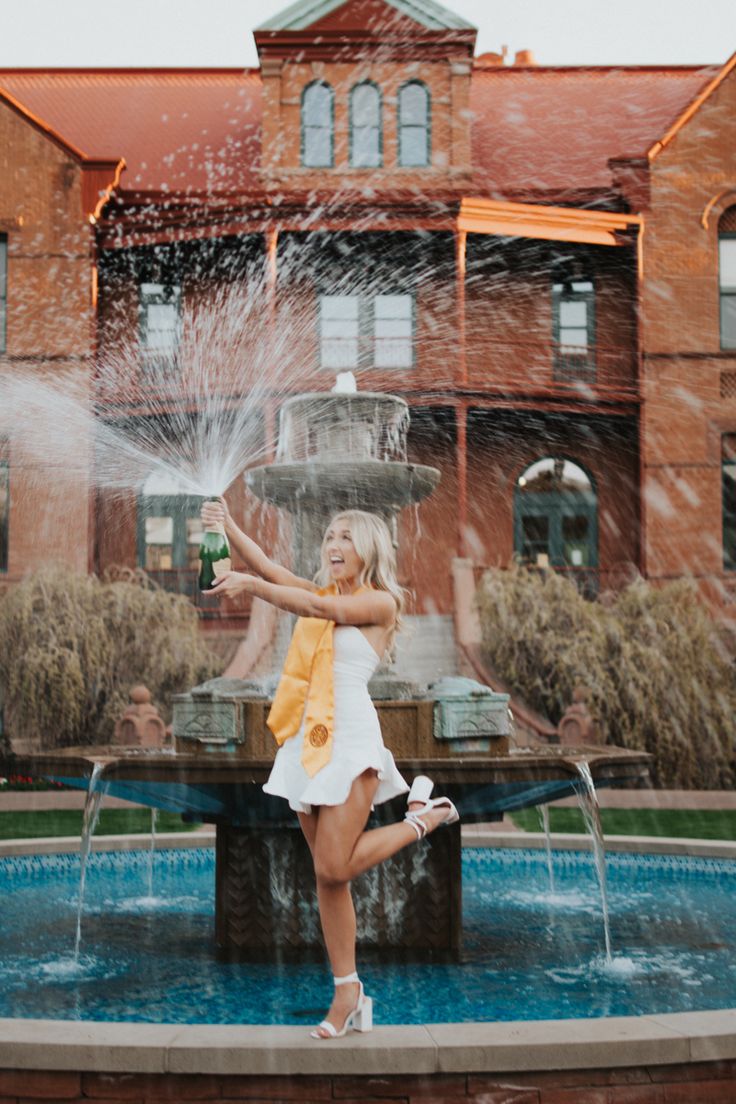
[[0, 808, 202, 840], [510, 807, 736, 840]]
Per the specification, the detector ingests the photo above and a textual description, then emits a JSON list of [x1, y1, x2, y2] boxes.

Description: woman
[[202, 499, 458, 1039]]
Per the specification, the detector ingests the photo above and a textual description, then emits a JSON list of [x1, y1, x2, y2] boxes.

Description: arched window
[[349, 82, 382, 168], [397, 81, 430, 167], [719, 207, 736, 349], [301, 81, 334, 168], [514, 457, 598, 593]]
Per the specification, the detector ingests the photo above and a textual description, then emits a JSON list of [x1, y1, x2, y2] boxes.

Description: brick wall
[[1, 1064, 735, 1103], [640, 64, 736, 599], [0, 98, 94, 581]]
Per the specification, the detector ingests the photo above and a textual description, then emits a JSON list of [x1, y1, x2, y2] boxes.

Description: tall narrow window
[[350, 82, 382, 168], [552, 277, 595, 380], [374, 295, 413, 368], [140, 283, 181, 363], [302, 81, 334, 168], [0, 458, 8, 572], [719, 208, 736, 349], [320, 295, 360, 370], [398, 81, 430, 167], [0, 235, 7, 354], [722, 435, 736, 570]]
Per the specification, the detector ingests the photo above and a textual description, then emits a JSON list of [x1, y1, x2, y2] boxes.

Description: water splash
[[538, 803, 556, 893], [0, 281, 315, 501], [145, 808, 158, 900], [574, 760, 612, 963], [74, 762, 106, 961]]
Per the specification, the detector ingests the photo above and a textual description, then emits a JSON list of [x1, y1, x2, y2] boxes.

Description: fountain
[[2, 385, 650, 962]]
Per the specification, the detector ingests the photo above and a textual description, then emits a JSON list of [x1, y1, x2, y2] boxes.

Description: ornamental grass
[[476, 565, 736, 789], [0, 565, 219, 749]]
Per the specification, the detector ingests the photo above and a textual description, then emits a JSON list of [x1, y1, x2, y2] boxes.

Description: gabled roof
[[647, 50, 736, 159], [0, 62, 721, 201], [0, 69, 262, 195], [470, 65, 718, 194], [255, 0, 474, 32]]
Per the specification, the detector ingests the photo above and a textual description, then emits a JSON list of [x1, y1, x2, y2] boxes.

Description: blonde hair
[[315, 510, 407, 646]]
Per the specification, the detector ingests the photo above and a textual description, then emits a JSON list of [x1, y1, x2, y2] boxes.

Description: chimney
[[476, 45, 508, 66]]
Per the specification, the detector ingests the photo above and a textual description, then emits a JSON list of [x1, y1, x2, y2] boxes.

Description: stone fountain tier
[[3, 745, 651, 960], [245, 391, 440, 579], [246, 460, 439, 512]]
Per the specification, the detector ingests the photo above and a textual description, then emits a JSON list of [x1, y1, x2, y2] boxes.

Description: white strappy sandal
[[310, 971, 374, 1039], [405, 775, 460, 840]]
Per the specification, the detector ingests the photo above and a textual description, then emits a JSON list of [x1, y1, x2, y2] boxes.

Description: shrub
[[0, 566, 219, 749], [476, 565, 736, 789]]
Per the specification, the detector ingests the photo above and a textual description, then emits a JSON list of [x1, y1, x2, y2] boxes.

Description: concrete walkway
[[0, 791, 144, 811]]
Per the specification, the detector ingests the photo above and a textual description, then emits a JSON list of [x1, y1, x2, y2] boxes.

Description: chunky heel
[[407, 775, 433, 806], [354, 995, 373, 1032]]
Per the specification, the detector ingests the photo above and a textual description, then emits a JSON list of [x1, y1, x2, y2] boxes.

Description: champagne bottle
[[198, 501, 231, 591]]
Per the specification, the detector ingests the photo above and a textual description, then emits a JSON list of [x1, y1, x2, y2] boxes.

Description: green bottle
[[198, 502, 231, 591]]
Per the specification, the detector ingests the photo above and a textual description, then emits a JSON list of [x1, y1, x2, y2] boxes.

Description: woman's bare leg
[[309, 773, 452, 1035]]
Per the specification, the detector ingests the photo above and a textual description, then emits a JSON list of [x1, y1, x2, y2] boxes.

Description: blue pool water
[[1, 845, 735, 1025]]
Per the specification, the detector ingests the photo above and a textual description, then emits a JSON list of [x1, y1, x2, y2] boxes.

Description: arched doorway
[[514, 457, 598, 591]]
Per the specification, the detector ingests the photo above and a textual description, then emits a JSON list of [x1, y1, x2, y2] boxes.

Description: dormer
[[254, 0, 476, 193]]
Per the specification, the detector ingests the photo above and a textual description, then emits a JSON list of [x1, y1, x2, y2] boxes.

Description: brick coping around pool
[[1, 831, 735, 1098]]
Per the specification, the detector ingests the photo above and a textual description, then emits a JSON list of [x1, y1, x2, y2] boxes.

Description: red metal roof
[[0, 63, 719, 198], [469, 65, 718, 194], [0, 69, 262, 195]]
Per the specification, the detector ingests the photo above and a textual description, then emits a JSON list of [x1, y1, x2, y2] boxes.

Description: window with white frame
[[140, 283, 181, 358], [552, 277, 595, 378], [719, 215, 736, 349], [320, 295, 360, 370], [350, 82, 382, 168], [302, 81, 334, 168], [398, 81, 430, 167], [374, 295, 413, 367], [319, 292, 414, 370], [0, 235, 7, 354]]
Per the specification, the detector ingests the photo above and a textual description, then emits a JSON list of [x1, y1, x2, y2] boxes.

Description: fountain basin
[[0, 832, 734, 1103], [4, 746, 649, 961]]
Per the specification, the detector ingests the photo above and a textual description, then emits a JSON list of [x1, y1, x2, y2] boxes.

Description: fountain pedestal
[[215, 811, 461, 959]]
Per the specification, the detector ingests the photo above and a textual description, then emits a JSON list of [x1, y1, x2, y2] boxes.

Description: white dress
[[263, 624, 409, 814]]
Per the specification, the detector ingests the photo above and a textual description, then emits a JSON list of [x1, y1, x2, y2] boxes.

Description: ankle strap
[[333, 971, 359, 986]]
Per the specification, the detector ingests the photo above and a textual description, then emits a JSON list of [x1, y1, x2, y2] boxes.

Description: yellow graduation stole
[[266, 587, 337, 777]]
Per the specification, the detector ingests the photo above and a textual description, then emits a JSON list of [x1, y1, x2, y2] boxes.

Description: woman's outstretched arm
[[202, 498, 315, 591], [210, 572, 396, 626]]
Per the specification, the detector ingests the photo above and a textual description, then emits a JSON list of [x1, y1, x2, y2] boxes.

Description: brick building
[[0, 0, 735, 639]]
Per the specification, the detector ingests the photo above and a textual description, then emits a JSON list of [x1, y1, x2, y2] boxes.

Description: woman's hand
[[201, 496, 230, 530], [208, 571, 257, 598]]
